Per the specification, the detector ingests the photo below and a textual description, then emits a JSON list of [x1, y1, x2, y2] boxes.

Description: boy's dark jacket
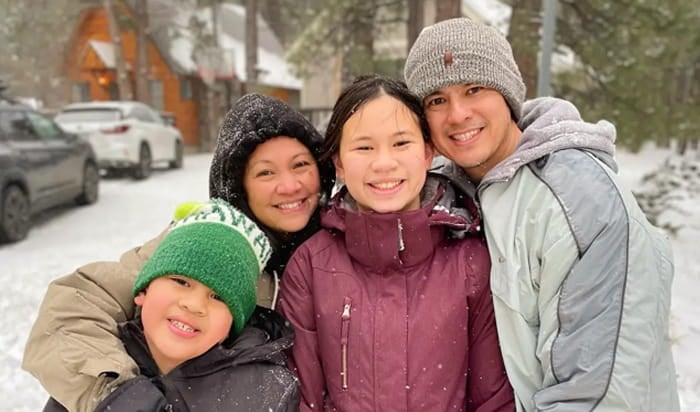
[[44, 307, 299, 412]]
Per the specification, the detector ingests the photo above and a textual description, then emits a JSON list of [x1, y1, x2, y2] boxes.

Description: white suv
[[55, 101, 183, 179]]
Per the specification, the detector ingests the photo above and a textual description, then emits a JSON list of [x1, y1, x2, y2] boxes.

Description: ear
[[134, 291, 146, 306], [332, 154, 345, 182], [423, 141, 435, 168]]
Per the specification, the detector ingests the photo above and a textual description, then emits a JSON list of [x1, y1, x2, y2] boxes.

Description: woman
[[276, 75, 514, 411], [22, 93, 335, 412]]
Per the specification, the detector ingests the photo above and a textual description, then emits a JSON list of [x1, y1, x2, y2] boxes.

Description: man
[[405, 17, 679, 412]]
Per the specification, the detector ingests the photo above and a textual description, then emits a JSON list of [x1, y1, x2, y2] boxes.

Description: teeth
[[171, 320, 195, 332], [373, 181, 401, 190], [453, 129, 479, 141], [278, 200, 303, 209]]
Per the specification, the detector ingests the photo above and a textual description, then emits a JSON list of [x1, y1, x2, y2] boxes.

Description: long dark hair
[[321, 75, 430, 161]]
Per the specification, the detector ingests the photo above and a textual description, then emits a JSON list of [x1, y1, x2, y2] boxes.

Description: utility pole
[[536, 0, 558, 97]]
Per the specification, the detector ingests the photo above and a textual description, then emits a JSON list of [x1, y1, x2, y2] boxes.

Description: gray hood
[[435, 97, 617, 190]]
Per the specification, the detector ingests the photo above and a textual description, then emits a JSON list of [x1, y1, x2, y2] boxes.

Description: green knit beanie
[[133, 199, 272, 336]]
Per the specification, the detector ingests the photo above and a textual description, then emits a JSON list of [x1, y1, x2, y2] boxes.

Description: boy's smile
[[135, 276, 233, 374]]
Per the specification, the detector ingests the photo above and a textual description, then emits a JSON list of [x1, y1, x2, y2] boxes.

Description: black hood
[[208, 93, 335, 273]]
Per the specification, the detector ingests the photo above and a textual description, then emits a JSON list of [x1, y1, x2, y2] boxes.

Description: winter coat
[[276, 176, 514, 412], [23, 94, 334, 412], [24, 230, 284, 412], [44, 307, 300, 412], [436, 97, 680, 412]]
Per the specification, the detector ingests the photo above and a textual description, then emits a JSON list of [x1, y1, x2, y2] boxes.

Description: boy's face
[[422, 84, 521, 182], [135, 275, 233, 374]]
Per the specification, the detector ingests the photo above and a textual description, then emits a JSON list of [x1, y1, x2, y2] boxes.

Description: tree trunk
[[245, 0, 258, 94], [103, 0, 133, 100], [677, 138, 688, 155], [407, 0, 424, 53], [507, 0, 541, 99], [341, 2, 376, 88], [202, 0, 221, 152], [134, 0, 150, 103], [435, 0, 461, 22]]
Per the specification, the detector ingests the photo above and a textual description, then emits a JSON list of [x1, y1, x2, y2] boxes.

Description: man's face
[[423, 84, 521, 182]]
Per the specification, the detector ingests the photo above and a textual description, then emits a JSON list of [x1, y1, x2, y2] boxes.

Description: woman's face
[[243, 137, 321, 233], [334, 94, 433, 213]]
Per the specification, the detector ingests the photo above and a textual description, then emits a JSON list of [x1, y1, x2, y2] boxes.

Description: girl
[[276, 75, 514, 412], [23, 93, 335, 412]]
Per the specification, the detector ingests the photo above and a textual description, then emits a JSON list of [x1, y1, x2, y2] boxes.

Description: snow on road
[[1, 149, 698, 411], [0, 154, 211, 411]]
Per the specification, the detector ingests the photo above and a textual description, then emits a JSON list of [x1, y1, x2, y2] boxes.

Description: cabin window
[[108, 83, 119, 100], [72, 82, 90, 102], [149, 80, 164, 110], [180, 79, 193, 100]]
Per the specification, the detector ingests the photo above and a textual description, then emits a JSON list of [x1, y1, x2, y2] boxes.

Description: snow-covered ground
[[0, 149, 698, 411]]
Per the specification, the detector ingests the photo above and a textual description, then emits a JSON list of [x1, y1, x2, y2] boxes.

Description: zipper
[[397, 218, 405, 265], [340, 297, 352, 390]]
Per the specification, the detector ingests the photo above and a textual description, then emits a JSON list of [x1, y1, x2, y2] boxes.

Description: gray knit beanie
[[404, 17, 526, 120]]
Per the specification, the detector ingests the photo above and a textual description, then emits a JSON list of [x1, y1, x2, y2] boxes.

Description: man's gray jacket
[[437, 97, 680, 412]]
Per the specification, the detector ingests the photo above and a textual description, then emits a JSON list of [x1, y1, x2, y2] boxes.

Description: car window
[[0, 112, 9, 142], [151, 111, 165, 125], [26, 112, 65, 141], [0, 110, 41, 142], [55, 108, 122, 123], [129, 106, 156, 123]]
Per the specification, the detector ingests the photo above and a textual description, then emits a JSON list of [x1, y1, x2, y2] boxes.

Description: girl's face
[[334, 94, 433, 213], [243, 137, 321, 233]]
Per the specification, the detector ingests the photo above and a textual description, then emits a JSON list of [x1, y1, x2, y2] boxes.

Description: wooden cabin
[[63, 1, 302, 148]]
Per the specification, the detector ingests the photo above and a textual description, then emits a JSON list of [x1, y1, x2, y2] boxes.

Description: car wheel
[[76, 162, 99, 205], [169, 140, 183, 169], [132, 143, 152, 180], [0, 185, 31, 243]]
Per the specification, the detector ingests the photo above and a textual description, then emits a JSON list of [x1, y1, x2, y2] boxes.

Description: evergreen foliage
[[554, 0, 700, 153], [634, 155, 700, 235]]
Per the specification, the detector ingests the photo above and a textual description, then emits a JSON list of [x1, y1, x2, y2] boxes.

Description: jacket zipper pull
[[341, 300, 351, 390]]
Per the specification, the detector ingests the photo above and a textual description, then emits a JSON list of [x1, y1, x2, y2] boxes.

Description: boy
[[44, 199, 299, 411]]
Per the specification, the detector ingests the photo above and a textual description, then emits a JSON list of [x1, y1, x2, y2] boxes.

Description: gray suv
[[0, 99, 99, 243]]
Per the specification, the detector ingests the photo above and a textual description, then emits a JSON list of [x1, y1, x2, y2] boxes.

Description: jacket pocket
[[490, 257, 539, 326], [340, 297, 352, 390]]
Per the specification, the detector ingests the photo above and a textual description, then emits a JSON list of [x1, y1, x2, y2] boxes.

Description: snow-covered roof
[[83, 40, 133, 70], [149, 1, 301, 90], [87, 40, 116, 68]]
